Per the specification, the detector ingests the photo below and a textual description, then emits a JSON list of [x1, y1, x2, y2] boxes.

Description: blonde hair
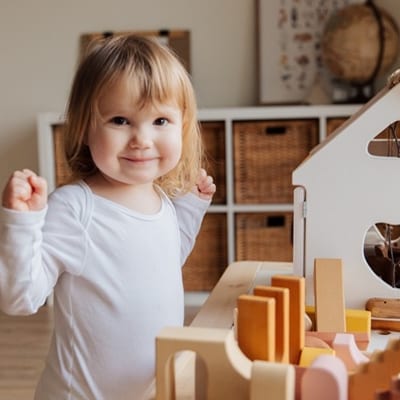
[[64, 34, 203, 197]]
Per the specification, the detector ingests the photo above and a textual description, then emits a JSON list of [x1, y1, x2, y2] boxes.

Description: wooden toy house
[[292, 72, 400, 309]]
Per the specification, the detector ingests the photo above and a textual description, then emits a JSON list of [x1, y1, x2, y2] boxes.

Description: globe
[[321, 4, 400, 87]]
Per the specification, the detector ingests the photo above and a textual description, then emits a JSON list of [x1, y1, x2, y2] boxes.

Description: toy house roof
[[293, 82, 400, 187]]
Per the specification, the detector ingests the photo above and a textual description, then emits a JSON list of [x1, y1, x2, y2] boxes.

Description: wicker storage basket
[[183, 213, 228, 291], [326, 117, 348, 136], [233, 119, 318, 204], [200, 121, 226, 204], [235, 212, 293, 262]]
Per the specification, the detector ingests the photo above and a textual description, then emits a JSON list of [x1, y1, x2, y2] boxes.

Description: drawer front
[[235, 212, 293, 262]]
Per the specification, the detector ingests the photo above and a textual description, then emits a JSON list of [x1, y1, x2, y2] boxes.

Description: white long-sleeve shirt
[[0, 181, 209, 399]]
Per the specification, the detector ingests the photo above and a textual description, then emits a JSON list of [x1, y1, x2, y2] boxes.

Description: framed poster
[[257, 0, 361, 104]]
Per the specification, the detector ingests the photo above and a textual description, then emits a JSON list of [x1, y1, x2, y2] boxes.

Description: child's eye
[[111, 116, 129, 125], [154, 118, 169, 126]]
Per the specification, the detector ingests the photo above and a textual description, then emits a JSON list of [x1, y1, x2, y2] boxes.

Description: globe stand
[[331, 79, 375, 104], [321, 0, 398, 105]]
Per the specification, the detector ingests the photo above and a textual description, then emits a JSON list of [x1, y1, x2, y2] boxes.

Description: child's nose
[[129, 127, 152, 147]]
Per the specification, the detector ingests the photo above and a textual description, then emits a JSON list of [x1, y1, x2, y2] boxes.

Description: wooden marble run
[[154, 260, 400, 400]]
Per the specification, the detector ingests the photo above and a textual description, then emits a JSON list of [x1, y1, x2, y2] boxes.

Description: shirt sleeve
[[0, 191, 87, 315], [172, 192, 210, 265]]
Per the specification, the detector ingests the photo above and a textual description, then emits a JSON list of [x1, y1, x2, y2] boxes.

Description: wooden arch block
[[156, 326, 252, 399], [156, 325, 300, 400], [332, 333, 369, 372]]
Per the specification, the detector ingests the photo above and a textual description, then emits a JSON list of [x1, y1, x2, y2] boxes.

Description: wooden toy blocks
[[153, 260, 400, 399]]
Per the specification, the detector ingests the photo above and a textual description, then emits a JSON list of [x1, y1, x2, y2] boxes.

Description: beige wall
[[0, 0, 399, 188]]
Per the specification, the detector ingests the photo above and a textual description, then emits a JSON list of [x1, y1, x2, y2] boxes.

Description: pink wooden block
[[302, 354, 347, 400], [305, 330, 370, 351]]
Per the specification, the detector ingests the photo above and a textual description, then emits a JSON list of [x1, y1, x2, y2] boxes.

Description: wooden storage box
[[235, 212, 293, 262], [183, 213, 228, 291], [233, 119, 318, 203], [200, 121, 226, 204]]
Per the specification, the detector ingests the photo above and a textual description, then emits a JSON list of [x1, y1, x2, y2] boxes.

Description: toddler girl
[[0, 34, 215, 399]]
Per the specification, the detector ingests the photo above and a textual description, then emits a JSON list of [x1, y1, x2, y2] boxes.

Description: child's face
[[87, 78, 183, 188]]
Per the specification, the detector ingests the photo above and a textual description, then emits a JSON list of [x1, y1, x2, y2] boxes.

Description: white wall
[[0, 0, 398, 188]]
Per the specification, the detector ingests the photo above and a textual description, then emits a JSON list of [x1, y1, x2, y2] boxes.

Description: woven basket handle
[[265, 215, 285, 227], [265, 126, 287, 135]]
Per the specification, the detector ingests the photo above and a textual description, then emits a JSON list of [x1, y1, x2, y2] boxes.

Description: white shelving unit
[[37, 104, 361, 291]]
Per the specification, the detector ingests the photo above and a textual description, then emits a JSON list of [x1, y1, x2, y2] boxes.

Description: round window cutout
[[364, 223, 400, 288]]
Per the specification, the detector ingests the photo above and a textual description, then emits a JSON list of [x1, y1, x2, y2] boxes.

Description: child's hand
[[192, 168, 216, 201], [2, 169, 48, 212]]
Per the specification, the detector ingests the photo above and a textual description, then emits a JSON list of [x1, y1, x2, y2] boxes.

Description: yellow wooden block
[[306, 306, 371, 334], [298, 346, 335, 367], [345, 309, 371, 333]]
